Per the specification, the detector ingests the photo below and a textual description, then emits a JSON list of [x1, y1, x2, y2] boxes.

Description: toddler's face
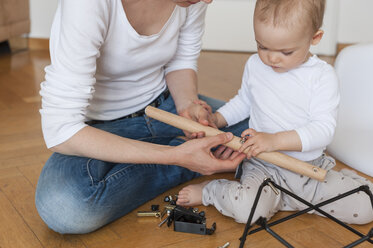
[[254, 20, 316, 73]]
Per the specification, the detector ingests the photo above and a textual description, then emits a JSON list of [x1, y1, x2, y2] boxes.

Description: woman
[[36, 0, 247, 234]]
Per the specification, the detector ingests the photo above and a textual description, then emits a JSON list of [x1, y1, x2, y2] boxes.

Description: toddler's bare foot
[[176, 181, 210, 206]]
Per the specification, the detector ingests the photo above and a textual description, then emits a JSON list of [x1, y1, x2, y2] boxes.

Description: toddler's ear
[[311, 30, 324, 45]]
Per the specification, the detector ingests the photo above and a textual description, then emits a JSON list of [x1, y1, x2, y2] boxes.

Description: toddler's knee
[[348, 207, 373, 225], [233, 208, 273, 224], [230, 198, 273, 224], [234, 211, 251, 224], [342, 195, 373, 225]]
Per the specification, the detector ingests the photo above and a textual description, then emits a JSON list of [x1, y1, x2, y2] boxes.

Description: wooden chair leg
[[8, 35, 29, 53]]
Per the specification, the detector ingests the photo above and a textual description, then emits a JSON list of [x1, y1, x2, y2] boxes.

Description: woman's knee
[[35, 189, 108, 234], [35, 168, 107, 233]]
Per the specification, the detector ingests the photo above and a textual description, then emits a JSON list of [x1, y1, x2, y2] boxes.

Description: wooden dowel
[[145, 106, 327, 181]]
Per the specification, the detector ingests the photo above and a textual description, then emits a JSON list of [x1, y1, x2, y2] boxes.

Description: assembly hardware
[[137, 211, 161, 218]]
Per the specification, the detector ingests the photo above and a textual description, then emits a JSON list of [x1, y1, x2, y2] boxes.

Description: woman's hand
[[171, 132, 246, 175], [238, 128, 278, 159]]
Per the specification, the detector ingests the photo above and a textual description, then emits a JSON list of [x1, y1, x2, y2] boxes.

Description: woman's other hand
[[171, 132, 246, 175]]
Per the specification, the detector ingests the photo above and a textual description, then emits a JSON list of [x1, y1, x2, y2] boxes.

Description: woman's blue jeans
[[35, 94, 248, 234]]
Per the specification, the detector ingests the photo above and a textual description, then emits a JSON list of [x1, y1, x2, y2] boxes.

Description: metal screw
[[264, 177, 279, 195], [239, 137, 247, 144], [158, 216, 169, 227], [218, 242, 230, 248]]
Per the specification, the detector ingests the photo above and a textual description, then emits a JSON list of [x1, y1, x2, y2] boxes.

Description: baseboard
[[27, 38, 353, 56], [28, 38, 49, 50], [336, 43, 354, 55]]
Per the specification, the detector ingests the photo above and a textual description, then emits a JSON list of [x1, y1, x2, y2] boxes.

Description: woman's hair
[[254, 0, 325, 34]]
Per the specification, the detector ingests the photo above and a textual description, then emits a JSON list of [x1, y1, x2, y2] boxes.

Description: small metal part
[[170, 205, 216, 235], [161, 194, 216, 235], [268, 181, 280, 195], [164, 195, 178, 202], [167, 213, 173, 227], [313, 167, 319, 173], [164, 204, 176, 210], [151, 204, 159, 211], [264, 177, 279, 195], [161, 208, 167, 218], [164, 195, 178, 205], [164, 195, 172, 202], [218, 242, 230, 248], [137, 211, 161, 217], [158, 216, 169, 227], [239, 137, 247, 144]]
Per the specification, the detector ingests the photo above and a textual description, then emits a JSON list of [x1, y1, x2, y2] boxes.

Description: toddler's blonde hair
[[254, 0, 325, 35]]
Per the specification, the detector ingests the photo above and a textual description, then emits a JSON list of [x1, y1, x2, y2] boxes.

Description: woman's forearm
[[51, 126, 174, 165], [165, 69, 199, 113], [50, 126, 246, 175]]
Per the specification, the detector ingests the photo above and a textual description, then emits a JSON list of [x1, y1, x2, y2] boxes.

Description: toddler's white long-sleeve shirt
[[39, 0, 207, 148], [218, 54, 340, 161]]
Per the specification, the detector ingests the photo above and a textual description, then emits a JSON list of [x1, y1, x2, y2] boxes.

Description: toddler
[[177, 0, 373, 225]]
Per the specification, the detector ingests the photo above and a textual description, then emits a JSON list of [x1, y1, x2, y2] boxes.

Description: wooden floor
[[0, 47, 372, 248]]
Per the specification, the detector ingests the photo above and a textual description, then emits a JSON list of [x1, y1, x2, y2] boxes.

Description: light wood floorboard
[[0, 48, 371, 248]]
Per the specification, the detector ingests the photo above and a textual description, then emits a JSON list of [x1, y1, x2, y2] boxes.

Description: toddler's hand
[[238, 128, 277, 158]]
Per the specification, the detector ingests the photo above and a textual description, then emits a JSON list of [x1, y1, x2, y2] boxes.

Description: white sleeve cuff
[[295, 127, 310, 152]]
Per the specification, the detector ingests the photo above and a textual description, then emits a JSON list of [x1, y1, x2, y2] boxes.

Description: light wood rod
[[145, 106, 327, 181]]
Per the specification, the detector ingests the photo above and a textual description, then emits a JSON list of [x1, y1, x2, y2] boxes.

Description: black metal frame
[[239, 178, 373, 248]]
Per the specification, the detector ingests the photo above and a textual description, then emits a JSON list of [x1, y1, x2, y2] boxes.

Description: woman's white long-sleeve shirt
[[218, 54, 340, 161], [40, 0, 207, 148]]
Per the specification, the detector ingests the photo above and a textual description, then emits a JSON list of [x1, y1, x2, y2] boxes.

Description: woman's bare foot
[[176, 181, 210, 206]]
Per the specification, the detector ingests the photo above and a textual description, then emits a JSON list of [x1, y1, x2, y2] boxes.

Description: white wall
[[29, 0, 373, 50], [202, 0, 339, 55], [29, 0, 58, 38], [337, 0, 373, 44], [202, 0, 256, 52]]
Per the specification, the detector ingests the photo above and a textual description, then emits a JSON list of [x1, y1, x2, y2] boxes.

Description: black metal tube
[[344, 228, 373, 248], [273, 184, 370, 239], [239, 179, 269, 248], [239, 179, 373, 247], [259, 217, 294, 248]]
